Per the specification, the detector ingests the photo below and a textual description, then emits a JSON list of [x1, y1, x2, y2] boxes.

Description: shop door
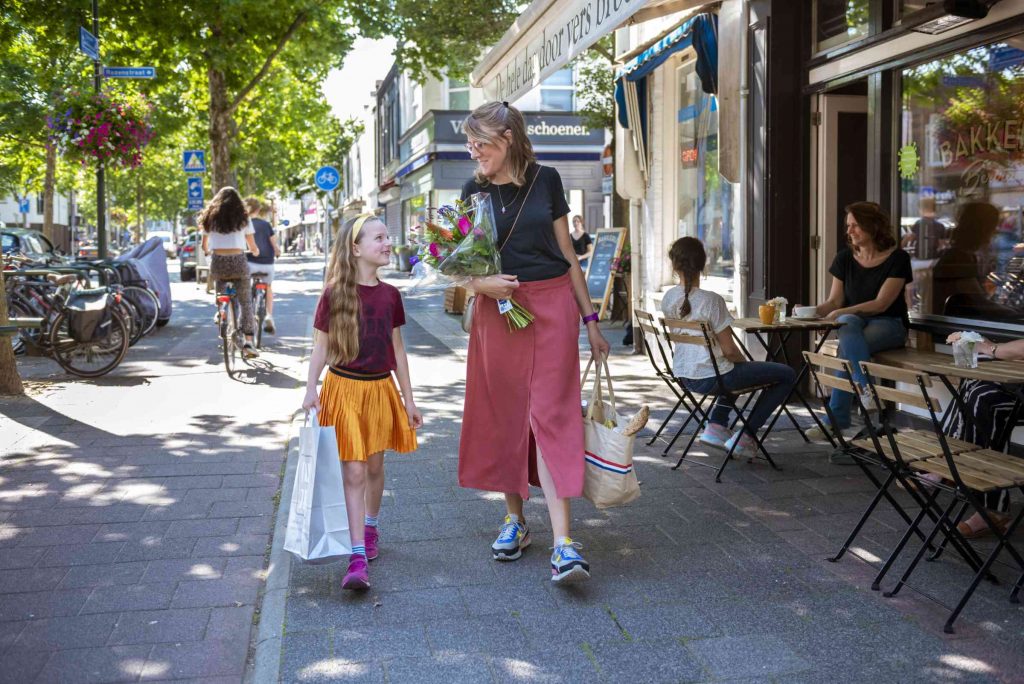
[[812, 94, 867, 303]]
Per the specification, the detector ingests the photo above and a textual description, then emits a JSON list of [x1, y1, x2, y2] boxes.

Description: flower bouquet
[[415, 193, 534, 330], [47, 89, 154, 169]]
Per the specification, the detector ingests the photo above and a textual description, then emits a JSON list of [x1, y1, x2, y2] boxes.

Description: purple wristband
[[582, 313, 599, 325]]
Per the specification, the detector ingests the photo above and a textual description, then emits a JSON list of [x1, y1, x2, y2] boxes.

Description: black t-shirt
[[460, 164, 571, 282], [571, 231, 593, 256], [247, 218, 275, 265], [910, 217, 947, 260], [829, 248, 914, 324]]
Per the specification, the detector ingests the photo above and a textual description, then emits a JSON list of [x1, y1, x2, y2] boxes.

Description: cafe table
[[730, 316, 843, 446]]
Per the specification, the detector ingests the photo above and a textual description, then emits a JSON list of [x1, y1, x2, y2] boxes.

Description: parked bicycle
[[2, 263, 131, 377]]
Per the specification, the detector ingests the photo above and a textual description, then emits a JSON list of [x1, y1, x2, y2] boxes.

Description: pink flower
[[458, 215, 472, 235], [428, 243, 441, 258]]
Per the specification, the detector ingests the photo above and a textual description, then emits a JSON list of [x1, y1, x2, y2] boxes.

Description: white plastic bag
[[581, 358, 640, 509], [284, 409, 351, 561]]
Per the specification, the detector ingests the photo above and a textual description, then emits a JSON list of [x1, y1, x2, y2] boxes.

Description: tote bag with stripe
[[581, 358, 640, 509]]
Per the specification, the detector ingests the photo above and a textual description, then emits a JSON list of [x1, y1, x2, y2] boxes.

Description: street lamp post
[[93, 0, 107, 260]]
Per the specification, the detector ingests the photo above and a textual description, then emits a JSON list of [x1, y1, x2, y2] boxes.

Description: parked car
[[77, 242, 99, 260], [148, 230, 177, 258], [1, 227, 67, 264], [178, 233, 199, 281]]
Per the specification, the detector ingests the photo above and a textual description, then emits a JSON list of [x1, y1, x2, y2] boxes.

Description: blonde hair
[[243, 197, 266, 217], [462, 102, 536, 187], [322, 214, 384, 365]]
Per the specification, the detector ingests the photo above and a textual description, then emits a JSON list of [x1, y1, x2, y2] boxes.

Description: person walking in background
[[570, 215, 593, 271], [244, 198, 282, 334], [302, 213, 421, 591], [458, 101, 610, 584], [663, 237, 795, 457], [806, 202, 912, 439], [200, 187, 260, 359], [902, 196, 948, 260]]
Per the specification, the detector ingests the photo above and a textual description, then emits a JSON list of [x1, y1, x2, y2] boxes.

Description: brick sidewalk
[[272, 278, 1024, 683]]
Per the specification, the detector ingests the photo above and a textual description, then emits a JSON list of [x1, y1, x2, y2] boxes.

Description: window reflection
[[900, 35, 1024, 324], [677, 61, 733, 286], [814, 0, 869, 52]]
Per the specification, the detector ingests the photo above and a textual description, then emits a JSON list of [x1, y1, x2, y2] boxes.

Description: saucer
[[792, 315, 821, 321]]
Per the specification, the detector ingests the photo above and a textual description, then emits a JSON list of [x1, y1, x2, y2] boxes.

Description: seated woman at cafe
[[662, 237, 795, 458], [806, 202, 913, 440], [943, 332, 1024, 537]]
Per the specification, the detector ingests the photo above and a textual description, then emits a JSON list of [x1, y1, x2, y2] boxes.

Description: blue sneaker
[[699, 423, 730, 449], [551, 539, 590, 584], [492, 515, 530, 561], [724, 431, 758, 458]]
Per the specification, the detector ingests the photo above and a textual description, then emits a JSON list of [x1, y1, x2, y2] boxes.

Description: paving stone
[[141, 638, 249, 680], [0, 566, 68, 593], [37, 644, 151, 683], [281, 630, 385, 684], [519, 605, 624, 647], [0, 545, 45, 569], [383, 653, 493, 684], [108, 608, 211, 646], [171, 578, 260, 609], [205, 605, 254, 640], [0, 649, 51, 684], [38, 541, 127, 567], [13, 524, 102, 547], [685, 634, 813, 680], [92, 521, 172, 543], [13, 612, 118, 650], [588, 639, 707, 682], [165, 517, 240, 538], [191, 533, 269, 557], [426, 614, 527, 655], [116, 537, 198, 562], [370, 586, 469, 626], [10, 504, 144, 527], [141, 502, 212, 522], [80, 582, 178, 614], [0, 588, 91, 622], [611, 602, 721, 642], [329, 624, 431, 661], [140, 557, 227, 583]]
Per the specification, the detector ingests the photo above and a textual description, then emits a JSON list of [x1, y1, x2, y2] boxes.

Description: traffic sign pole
[[92, 0, 107, 260]]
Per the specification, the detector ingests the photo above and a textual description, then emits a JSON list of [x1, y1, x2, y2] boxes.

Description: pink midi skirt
[[458, 273, 584, 499]]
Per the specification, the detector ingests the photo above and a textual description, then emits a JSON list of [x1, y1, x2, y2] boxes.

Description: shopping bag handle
[[304, 408, 320, 429], [582, 356, 617, 420]]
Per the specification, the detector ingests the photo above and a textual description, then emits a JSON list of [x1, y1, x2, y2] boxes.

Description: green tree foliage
[[572, 36, 615, 131]]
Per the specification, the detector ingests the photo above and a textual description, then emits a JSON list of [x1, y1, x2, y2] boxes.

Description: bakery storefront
[[807, 1, 1024, 341]]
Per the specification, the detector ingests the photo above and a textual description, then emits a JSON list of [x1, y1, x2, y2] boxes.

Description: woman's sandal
[[957, 512, 1010, 539]]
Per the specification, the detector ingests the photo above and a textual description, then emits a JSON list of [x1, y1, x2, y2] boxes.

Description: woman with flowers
[[457, 101, 609, 584]]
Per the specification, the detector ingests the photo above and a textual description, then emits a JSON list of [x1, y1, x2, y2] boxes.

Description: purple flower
[[473, 228, 484, 238], [409, 255, 419, 266]]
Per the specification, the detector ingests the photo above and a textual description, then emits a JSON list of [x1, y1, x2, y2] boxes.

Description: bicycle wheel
[[50, 308, 130, 377], [6, 302, 36, 355], [221, 300, 238, 375], [253, 289, 266, 349], [116, 296, 143, 346], [122, 285, 159, 337]]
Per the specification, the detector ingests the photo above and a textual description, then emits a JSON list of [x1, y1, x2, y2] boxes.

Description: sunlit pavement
[[4, 259, 1024, 683], [0, 256, 320, 682]]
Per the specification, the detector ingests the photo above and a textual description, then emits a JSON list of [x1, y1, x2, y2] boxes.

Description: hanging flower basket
[[47, 90, 154, 169]]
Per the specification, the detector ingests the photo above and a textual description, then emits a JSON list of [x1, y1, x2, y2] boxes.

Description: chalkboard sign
[[586, 228, 626, 319]]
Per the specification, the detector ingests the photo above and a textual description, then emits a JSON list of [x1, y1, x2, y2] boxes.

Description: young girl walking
[[302, 214, 422, 590]]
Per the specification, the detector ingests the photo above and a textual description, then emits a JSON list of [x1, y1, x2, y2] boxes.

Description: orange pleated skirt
[[318, 367, 417, 462]]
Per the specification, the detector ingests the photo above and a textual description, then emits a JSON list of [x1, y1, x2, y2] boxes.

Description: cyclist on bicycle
[[243, 197, 281, 334], [200, 187, 260, 359]]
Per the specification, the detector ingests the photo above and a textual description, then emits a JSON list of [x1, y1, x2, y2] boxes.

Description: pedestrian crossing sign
[[182, 150, 206, 173]]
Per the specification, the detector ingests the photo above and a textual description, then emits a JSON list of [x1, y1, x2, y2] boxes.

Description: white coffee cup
[[793, 305, 817, 318]]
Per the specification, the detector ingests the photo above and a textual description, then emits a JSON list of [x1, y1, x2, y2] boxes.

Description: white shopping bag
[[581, 358, 640, 509], [284, 409, 352, 561]]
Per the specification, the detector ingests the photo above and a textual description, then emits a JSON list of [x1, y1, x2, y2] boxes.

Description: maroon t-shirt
[[313, 282, 406, 373]]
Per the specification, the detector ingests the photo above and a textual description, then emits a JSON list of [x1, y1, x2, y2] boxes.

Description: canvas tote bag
[[284, 409, 352, 561], [581, 358, 640, 509]]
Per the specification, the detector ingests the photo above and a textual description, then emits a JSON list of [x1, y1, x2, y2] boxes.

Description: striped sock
[[352, 544, 366, 558], [364, 514, 378, 528]]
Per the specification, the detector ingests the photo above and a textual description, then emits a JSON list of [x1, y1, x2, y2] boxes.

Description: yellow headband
[[351, 213, 376, 243]]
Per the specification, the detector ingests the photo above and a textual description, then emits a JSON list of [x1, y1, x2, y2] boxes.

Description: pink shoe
[[342, 554, 370, 590], [364, 526, 379, 561]]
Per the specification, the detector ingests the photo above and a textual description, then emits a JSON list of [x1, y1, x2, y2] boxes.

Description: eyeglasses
[[465, 140, 492, 153]]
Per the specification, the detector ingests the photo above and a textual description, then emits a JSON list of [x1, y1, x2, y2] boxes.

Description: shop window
[[676, 61, 734, 286], [899, 34, 1024, 326], [402, 194, 428, 244], [813, 0, 869, 52], [540, 69, 575, 111], [447, 76, 470, 110]]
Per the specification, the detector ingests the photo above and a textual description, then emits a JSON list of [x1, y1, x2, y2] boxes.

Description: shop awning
[[614, 12, 717, 183]]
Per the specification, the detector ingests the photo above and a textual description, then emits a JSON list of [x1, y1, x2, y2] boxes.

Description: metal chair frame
[[634, 309, 697, 448]]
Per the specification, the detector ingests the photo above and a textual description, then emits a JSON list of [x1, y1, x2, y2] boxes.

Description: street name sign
[[79, 27, 100, 61], [103, 66, 156, 79], [183, 150, 206, 173], [315, 166, 340, 192]]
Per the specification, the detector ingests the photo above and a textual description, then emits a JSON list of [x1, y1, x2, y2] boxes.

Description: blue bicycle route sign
[[187, 177, 204, 211], [315, 166, 340, 192]]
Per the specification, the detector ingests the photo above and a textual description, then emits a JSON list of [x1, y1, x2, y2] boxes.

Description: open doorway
[[811, 81, 868, 303]]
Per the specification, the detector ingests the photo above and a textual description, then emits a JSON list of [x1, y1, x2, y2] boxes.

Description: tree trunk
[[0, 273, 25, 396], [42, 145, 57, 243], [208, 67, 233, 193]]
